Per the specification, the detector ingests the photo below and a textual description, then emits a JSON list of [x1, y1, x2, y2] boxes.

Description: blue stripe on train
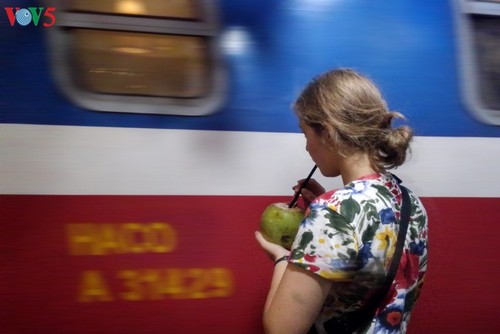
[[1, 0, 499, 137]]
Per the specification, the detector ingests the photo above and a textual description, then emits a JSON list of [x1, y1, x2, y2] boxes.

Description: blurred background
[[1, 0, 500, 333]]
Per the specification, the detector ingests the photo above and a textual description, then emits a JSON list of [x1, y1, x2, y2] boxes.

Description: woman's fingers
[[255, 231, 289, 261], [300, 187, 317, 204], [292, 178, 325, 207], [304, 179, 326, 196]]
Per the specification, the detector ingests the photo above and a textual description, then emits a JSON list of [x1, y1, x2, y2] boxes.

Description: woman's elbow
[[262, 313, 308, 334], [262, 312, 274, 333], [263, 312, 282, 334]]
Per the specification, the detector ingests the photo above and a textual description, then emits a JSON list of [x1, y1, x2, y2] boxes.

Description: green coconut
[[260, 202, 304, 250]]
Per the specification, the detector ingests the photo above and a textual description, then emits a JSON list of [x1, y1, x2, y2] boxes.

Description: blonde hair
[[294, 68, 413, 171]]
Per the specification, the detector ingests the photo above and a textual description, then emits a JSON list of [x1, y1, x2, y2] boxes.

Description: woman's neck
[[340, 152, 377, 185]]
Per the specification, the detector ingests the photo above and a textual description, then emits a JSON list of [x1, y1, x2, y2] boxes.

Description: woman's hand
[[255, 231, 290, 262], [292, 178, 325, 208]]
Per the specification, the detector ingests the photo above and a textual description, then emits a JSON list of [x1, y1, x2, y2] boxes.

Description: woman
[[255, 68, 428, 334]]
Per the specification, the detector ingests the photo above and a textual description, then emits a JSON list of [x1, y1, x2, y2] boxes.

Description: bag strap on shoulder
[[385, 183, 411, 289]]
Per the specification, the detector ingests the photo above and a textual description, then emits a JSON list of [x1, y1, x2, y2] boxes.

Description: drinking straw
[[288, 165, 318, 208]]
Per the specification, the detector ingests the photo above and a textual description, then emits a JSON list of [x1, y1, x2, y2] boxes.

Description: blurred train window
[[73, 30, 209, 98], [47, 0, 225, 116], [457, 0, 500, 125], [68, 0, 200, 20], [472, 16, 500, 109]]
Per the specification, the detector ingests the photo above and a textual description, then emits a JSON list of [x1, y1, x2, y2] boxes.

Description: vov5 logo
[[4, 7, 56, 27]]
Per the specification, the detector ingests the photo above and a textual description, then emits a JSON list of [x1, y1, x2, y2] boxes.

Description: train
[[1, 0, 500, 333]]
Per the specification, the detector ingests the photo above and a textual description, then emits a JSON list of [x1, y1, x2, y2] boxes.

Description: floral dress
[[289, 172, 428, 334]]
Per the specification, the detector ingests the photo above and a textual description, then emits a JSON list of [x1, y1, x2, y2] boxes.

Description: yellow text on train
[[66, 222, 177, 255]]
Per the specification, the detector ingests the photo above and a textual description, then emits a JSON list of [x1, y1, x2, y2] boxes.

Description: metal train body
[[2, 0, 500, 333]]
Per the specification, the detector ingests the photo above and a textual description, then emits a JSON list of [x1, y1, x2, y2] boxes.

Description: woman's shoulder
[[314, 173, 392, 203]]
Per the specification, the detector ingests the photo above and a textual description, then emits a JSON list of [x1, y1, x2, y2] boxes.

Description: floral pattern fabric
[[289, 172, 428, 334]]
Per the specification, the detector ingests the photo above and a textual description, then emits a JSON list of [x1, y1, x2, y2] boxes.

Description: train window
[[456, 0, 500, 125], [72, 30, 209, 98], [68, 0, 200, 20], [47, 0, 225, 116]]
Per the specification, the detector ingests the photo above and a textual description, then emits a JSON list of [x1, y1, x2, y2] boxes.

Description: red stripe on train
[[1, 196, 499, 333]]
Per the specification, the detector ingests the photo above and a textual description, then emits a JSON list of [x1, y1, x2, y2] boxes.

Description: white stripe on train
[[1, 124, 499, 197]]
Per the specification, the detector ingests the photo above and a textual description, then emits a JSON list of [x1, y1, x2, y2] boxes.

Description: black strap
[[386, 174, 412, 278], [317, 180, 412, 334], [355, 184, 411, 326], [386, 184, 411, 289]]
